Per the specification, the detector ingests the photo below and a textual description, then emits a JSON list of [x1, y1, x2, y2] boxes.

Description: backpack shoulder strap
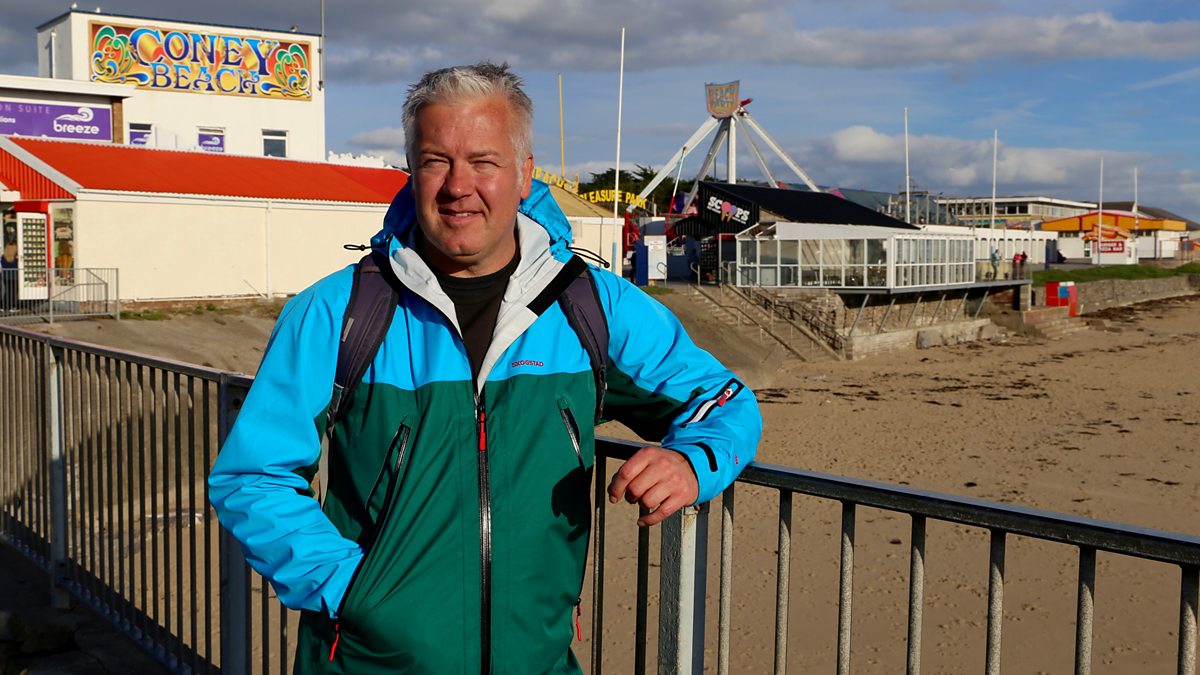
[[318, 250, 400, 503], [556, 258, 609, 424]]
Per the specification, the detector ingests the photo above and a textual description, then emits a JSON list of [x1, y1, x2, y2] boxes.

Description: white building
[[0, 137, 403, 301], [35, 10, 324, 160], [939, 195, 1095, 228], [736, 222, 976, 290]]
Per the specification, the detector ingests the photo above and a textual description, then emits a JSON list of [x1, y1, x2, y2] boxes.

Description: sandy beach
[[29, 289, 1200, 673]]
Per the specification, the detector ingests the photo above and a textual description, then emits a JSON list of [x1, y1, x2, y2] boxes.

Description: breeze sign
[[0, 101, 113, 141]]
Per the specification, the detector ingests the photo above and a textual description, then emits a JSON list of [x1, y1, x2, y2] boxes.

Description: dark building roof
[[1105, 202, 1200, 231], [674, 182, 921, 238]]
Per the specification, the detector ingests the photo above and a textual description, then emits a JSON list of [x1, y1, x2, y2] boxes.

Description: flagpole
[[1095, 157, 1104, 266], [318, 0, 325, 90], [1134, 165, 1142, 260], [612, 27, 625, 223], [904, 107, 911, 224], [558, 73, 566, 179], [991, 129, 998, 265]]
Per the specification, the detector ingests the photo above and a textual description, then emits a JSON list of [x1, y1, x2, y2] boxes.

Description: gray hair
[[402, 62, 533, 162]]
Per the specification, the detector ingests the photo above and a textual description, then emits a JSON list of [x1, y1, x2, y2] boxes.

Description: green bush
[[1032, 264, 1200, 285]]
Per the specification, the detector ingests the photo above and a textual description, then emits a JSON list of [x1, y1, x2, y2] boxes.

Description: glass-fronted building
[[735, 222, 976, 290]]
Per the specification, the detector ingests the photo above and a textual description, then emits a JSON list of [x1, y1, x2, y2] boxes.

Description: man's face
[[408, 95, 534, 277]]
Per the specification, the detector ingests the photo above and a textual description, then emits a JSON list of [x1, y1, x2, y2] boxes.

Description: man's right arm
[[208, 270, 363, 618]]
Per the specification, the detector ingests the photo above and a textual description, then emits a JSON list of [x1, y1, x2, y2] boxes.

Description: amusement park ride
[[628, 81, 823, 215]]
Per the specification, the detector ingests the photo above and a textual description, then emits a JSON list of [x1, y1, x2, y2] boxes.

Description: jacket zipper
[[476, 391, 492, 675], [328, 622, 341, 661], [331, 421, 411, 663], [560, 402, 591, 644], [558, 404, 584, 469], [374, 424, 411, 532]]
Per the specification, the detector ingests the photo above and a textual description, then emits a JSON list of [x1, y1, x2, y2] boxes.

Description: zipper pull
[[328, 622, 341, 661], [574, 599, 582, 641], [477, 409, 487, 452]]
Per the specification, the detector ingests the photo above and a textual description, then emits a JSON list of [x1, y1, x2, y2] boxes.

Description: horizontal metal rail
[[0, 267, 120, 323]]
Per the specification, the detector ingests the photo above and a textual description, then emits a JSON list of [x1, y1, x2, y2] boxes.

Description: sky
[[1, 0, 1198, 220]]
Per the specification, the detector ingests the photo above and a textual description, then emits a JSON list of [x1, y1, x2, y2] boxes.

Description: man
[[209, 63, 761, 674], [1, 240, 17, 311]]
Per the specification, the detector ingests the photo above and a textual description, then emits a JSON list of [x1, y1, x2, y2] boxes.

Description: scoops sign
[[0, 100, 112, 141]]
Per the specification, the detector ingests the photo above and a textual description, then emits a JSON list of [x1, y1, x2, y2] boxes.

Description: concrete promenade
[[0, 543, 169, 674]]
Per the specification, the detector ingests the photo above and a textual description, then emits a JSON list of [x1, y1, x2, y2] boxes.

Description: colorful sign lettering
[[531, 167, 579, 194], [89, 21, 313, 101], [1097, 240, 1125, 253], [706, 81, 739, 119], [0, 100, 113, 141], [579, 189, 648, 210], [706, 195, 750, 225]]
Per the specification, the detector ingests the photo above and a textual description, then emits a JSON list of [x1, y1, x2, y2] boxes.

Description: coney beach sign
[[89, 21, 312, 100]]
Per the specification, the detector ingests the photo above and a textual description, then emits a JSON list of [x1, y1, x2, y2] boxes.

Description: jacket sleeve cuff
[[666, 442, 727, 505]]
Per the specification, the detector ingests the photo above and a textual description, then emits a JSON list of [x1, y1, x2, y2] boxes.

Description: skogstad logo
[[53, 108, 101, 136], [510, 359, 544, 368]]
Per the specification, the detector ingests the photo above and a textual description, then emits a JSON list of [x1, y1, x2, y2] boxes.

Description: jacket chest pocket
[[557, 398, 593, 472], [362, 417, 413, 544]]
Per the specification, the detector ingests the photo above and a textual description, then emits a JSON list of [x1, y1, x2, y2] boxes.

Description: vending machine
[[14, 203, 51, 301]]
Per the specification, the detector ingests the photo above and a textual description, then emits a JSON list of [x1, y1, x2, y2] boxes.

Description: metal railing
[[2, 324, 1198, 674], [722, 261, 845, 354], [976, 259, 1035, 282], [0, 267, 120, 323]]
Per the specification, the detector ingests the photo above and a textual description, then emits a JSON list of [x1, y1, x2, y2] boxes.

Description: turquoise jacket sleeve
[[207, 270, 363, 618], [594, 272, 762, 503]]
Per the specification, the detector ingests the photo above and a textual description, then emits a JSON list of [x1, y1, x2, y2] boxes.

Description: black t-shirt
[[432, 251, 520, 380]]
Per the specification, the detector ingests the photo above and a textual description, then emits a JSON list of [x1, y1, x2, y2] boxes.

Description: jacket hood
[[372, 179, 574, 262]]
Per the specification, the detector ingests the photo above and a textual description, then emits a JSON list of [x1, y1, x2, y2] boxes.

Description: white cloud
[[745, 125, 1181, 208], [316, 9, 1200, 78], [1129, 65, 1200, 92], [342, 126, 408, 166], [828, 126, 903, 163], [347, 126, 406, 149]]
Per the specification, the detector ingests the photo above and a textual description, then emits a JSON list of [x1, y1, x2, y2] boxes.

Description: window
[[263, 129, 288, 158], [198, 127, 225, 153], [128, 122, 153, 146]]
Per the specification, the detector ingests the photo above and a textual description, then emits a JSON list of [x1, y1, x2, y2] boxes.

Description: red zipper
[[574, 601, 582, 641], [328, 622, 341, 661], [477, 409, 487, 451]]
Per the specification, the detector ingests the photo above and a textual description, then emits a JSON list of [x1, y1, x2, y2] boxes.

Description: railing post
[[217, 375, 250, 675], [658, 503, 708, 674], [114, 269, 121, 321], [45, 343, 69, 609], [1180, 565, 1198, 675], [45, 267, 53, 323]]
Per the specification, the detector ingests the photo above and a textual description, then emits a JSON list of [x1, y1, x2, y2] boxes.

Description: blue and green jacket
[[208, 180, 762, 674]]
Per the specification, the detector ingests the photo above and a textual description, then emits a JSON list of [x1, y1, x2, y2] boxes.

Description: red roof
[[1, 137, 407, 203]]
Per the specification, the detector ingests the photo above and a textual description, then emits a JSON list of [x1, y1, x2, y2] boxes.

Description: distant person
[[989, 246, 1000, 280], [1055, 250, 1067, 264], [1, 242, 17, 311], [208, 62, 761, 673]]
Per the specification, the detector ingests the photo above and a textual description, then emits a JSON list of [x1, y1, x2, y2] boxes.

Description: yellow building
[[1042, 210, 1187, 260]]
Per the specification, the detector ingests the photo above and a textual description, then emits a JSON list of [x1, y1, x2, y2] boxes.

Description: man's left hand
[[606, 447, 699, 527]]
